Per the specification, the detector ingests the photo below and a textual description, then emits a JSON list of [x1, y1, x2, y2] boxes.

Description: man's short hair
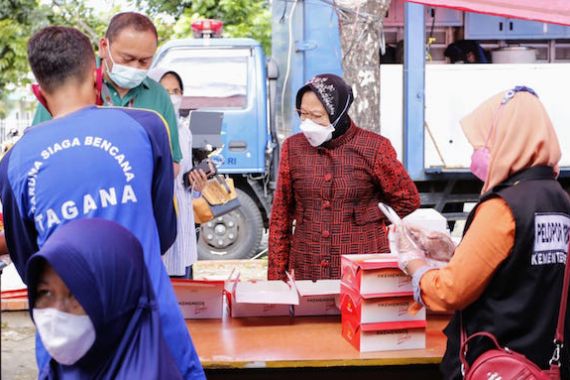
[[28, 26, 95, 94], [105, 12, 158, 43]]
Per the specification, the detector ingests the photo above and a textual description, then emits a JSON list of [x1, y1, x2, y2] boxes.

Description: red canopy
[[407, 0, 570, 26]]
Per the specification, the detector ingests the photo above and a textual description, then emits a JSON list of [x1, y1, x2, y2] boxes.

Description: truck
[[152, 1, 570, 260]]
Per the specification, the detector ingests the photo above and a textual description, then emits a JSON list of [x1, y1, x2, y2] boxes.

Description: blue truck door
[[217, 44, 268, 175], [272, 1, 343, 135]]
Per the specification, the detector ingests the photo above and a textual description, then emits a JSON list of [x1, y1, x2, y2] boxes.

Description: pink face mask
[[470, 96, 505, 182], [470, 147, 490, 181], [469, 87, 539, 183]]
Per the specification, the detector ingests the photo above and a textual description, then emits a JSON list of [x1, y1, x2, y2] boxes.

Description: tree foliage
[[0, 0, 272, 117], [140, 0, 271, 54], [0, 0, 38, 101], [0, 19, 29, 92], [0, 1, 48, 117], [0, 0, 112, 116], [47, 0, 110, 43]]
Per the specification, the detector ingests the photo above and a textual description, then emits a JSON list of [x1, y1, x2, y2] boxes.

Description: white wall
[[380, 63, 570, 169]]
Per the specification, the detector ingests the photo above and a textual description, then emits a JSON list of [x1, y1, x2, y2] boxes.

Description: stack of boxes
[[340, 253, 426, 352], [172, 208, 448, 330]]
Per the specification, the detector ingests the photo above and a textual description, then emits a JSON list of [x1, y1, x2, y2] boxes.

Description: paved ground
[[1, 311, 37, 380]]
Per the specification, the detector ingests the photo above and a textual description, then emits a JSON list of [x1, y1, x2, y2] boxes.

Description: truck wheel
[[197, 188, 264, 260]]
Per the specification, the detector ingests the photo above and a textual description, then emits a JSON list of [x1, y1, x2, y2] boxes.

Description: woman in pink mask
[[392, 86, 570, 379]]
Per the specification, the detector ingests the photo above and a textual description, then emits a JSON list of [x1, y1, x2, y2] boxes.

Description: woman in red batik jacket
[[268, 74, 420, 281]]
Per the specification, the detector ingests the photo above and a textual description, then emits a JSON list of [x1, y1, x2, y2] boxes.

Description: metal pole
[[403, 2, 426, 181]]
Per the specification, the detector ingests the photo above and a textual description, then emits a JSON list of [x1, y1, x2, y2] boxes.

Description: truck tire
[[197, 188, 264, 260]]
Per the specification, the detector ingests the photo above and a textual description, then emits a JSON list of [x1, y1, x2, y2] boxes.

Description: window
[[155, 48, 249, 109]]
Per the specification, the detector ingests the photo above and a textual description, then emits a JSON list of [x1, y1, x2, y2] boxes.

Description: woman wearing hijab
[[27, 218, 188, 379], [268, 73, 420, 281], [148, 68, 208, 278], [392, 86, 570, 379]]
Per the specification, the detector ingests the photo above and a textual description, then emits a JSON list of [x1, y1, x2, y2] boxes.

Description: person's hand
[[404, 225, 456, 262], [173, 162, 180, 178], [388, 224, 427, 275], [188, 169, 208, 192]]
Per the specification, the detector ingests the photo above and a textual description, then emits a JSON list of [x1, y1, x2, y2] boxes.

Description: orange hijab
[[461, 89, 561, 194]]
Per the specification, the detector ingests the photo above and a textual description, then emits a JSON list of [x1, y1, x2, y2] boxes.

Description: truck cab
[[153, 36, 270, 260], [152, 8, 346, 261]]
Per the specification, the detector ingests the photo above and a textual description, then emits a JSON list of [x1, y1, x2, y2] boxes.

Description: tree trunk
[[336, 0, 391, 133]]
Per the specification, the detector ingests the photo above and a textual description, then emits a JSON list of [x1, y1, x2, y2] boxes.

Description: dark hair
[[445, 40, 489, 63], [444, 43, 465, 63], [161, 71, 184, 93], [105, 12, 158, 43], [28, 26, 95, 94]]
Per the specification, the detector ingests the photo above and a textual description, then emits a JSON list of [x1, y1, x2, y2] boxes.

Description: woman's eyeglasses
[[296, 109, 326, 120]]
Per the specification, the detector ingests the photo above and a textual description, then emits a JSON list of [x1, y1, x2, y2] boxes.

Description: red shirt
[[268, 123, 420, 280]]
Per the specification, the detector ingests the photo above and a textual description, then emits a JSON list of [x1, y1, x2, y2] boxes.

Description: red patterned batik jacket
[[268, 122, 420, 281]]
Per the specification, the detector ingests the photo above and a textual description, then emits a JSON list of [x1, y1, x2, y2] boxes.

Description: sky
[[85, 0, 138, 11], [38, 0, 140, 12]]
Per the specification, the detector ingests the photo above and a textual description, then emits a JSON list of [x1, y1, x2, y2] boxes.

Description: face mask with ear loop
[[104, 42, 148, 90], [299, 95, 351, 147], [170, 95, 183, 115], [33, 308, 96, 366], [469, 86, 538, 181]]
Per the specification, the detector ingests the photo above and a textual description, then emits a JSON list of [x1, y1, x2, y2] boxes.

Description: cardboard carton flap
[[235, 280, 300, 305], [359, 291, 414, 299], [342, 253, 400, 271], [295, 279, 340, 296], [340, 283, 412, 300], [171, 279, 225, 288], [360, 320, 427, 332]]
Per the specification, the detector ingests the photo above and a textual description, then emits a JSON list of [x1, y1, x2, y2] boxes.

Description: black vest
[[441, 166, 570, 380]]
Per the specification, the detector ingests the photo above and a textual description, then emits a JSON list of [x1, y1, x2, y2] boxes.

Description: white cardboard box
[[403, 208, 448, 232], [342, 318, 426, 352], [295, 279, 340, 316], [341, 254, 412, 296], [225, 277, 299, 318], [172, 279, 225, 319], [340, 284, 425, 324]]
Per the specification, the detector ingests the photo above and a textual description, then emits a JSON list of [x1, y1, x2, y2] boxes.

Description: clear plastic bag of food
[[380, 203, 455, 264]]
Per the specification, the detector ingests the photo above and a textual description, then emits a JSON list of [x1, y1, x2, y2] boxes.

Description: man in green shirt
[[32, 12, 182, 174]]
